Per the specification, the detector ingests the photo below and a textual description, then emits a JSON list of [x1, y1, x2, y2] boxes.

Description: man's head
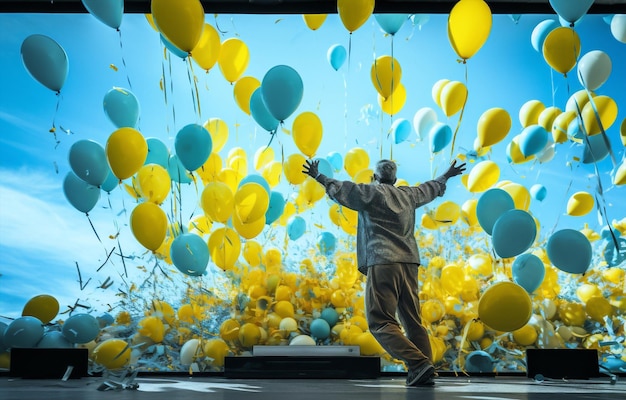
[[374, 159, 397, 184]]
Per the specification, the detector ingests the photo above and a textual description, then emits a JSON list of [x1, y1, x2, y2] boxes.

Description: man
[[302, 158, 466, 386]]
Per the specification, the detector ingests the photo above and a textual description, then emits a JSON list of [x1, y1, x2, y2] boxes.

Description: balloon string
[[167, 51, 177, 130], [348, 33, 352, 71], [187, 56, 202, 121], [86, 213, 103, 244], [117, 29, 133, 92], [449, 63, 469, 159]]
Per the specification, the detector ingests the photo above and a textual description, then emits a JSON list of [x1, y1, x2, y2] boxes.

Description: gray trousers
[[365, 262, 433, 371]]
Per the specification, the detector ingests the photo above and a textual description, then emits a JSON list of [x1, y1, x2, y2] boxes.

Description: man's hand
[[302, 159, 320, 178], [444, 159, 466, 179]]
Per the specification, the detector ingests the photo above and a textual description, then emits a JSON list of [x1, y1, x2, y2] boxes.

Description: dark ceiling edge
[[0, 1, 624, 14]]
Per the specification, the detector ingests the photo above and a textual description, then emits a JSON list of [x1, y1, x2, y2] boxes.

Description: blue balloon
[[392, 118, 412, 144], [529, 184, 547, 202], [20, 34, 68, 92], [519, 125, 549, 157], [310, 318, 331, 340], [327, 44, 347, 71], [37, 330, 73, 348], [265, 191, 285, 225], [317, 231, 336, 255], [161, 34, 188, 59], [476, 188, 515, 235], [4, 316, 44, 348], [175, 123, 212, 171], [429, 122, 452, 154], [82, 0, 123, 29], [465, 350, 494, 373], [261, 65, 303, 122], [603, 238, 626, 267], [103, 87, 140, 128], [582, 133, 610, 164], [567, 118, 584, 139], [239, 174, 270, 195], [512, 253, 545, 293], [320, 307, 339, 327], [97, 312, 115, 328], [168, 154, 192, 184], [374, 13, 408, 35], [250, 88, 279, 132], [549, 0, 594, 24], [101, 167, 119, 193], [326, 152, 343, 172], [62, 313, 100, 344], [63, 171, 101, 214], [547, 229, 592, 274], [68, 139, 109, 186], [492, 209, 537, 258], [170, 233, 209, 276], [145, 137, 170, 167], [287, 215, 306, 241], [314, 157, 334, 179], [531, 19, 559, 53]]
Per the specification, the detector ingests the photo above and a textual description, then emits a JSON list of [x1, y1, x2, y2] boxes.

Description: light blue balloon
[[530, 184, 547, 202], [239, 174, 270, 195], [63, 171, 101, 214], [317, 231, 336, 255], [492, 209, 537, 258], [261, 65, 303, 122], [287, 215, 306, 241], [320, 307, 339, 327], [327, 44, 347, 71], [145, 137, 170, 167], [315, 157, 333, 179], [601, 226, 622, 240], [410, 14, 430, 29], [250, 88, 279, 132], [531, 19, 559, 53], [509, 14, 522, 24], [62, 313, 100, 344], [549, 0, 594, 24], [603, 15, 614, 25], [519, 125, 549, 157], [465, 350, 494, 373], [68, 139, 109, 186], [310, 318, 331, 340], [429, 122, 452, 154], [175, 123, 212, 171], [37, 331, 73, 348], [374, 13, 408, 35], [547, 229, 592, 274], [161, 34, 188, 59], [392, 118, 412, 144], [168, 154, 192, 184], [603, 237, 626, 267], [512, 253, 545, 293], [476, 188, 515, 235], [82, 0, 123, 29], [97, 312, 115, 328], [4, 316, 44, 348], [567, 118, 584, 139], [327, 152, 343, 172], [170, 233, 209, 276], [582, 133, 610, 164], [103, 87, 140, 128], [265, 191, 285, 225], [101, 167, 119, 193], [20, 34, 68, 92]]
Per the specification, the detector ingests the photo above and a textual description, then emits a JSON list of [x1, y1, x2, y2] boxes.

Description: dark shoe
[[406, 364, 435, 386]]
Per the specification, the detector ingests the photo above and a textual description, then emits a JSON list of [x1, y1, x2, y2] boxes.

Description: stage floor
[[0, 375, 622, 400]]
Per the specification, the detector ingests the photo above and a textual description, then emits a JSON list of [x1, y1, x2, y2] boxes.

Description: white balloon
[[577, 50, 612, 91], [179, 339, 200, 365], [412, 107, 437, 141], [611, 14, 626, 43]]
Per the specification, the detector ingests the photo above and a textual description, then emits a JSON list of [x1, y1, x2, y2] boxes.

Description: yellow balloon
[[197, 152, 223, 184], [233, 214, 266, 239], [431, 79, 450, 108], [279, 201, 296, 226], [151, 0, 204, 53], [461, 198, 478, 226], [228, 155, 248, 181], [370, 55, 402, 100], [235, 182, 270, 223], [379, 82, 406, 115], [512, 324, 537, 346], [353, 168, 373, 184], [477, 108, 511, 148], [448, 0, 492, 60], [566, 191, 594, 216], [441, 264, 464, 295], [283, 153, 307, 185], [292, 112, 323, 158], [106, 127, 148, 180], [614, 160, 626, 186], [218, 37, 250, 83], [344, 147, 370, 178], [22, 294, 59, 324], [586, 296, 613, 323], [303, 14, 327, 30], [467, 160, 499, 193], [138, 316, 165, 343], [243, 240, 263, 267], [353, 331, 385, 355], [421, 299, 445, 323], [478, 281, 532, 332], [254, 145, 275, 171], [130, 202, 167, 251], [519, 99, 545, 128], [201, 181, 234, 223], [192, 23, 220, 71], [203, 338, 230, 368], [329, 203, 342, 227], [507, 135, 535, 164], [261, 160, 282, 187], [136, 164, 171, 204], [208, 227, 241, 271], [620, 118, 626, 146], [93, 339, 131, 370], [498, 181, 531, 210], [337, 0, 375, 33], [440, 80, 468, 117], [188, 214, 212, 236], [434, 201, 461, 224], [204, 118, 229, 153], [218, 167, 242, 193], [421, 213, 439, 230], [582, 95, 618, 136], [233, 76, 260, 115], [339, 207, 358, 235], [538, 106, 562, 132], [566, 89, 595, 113], [145, 14, 158, 32], [542, 27, 581, 75], [551, 110, 577, 143]]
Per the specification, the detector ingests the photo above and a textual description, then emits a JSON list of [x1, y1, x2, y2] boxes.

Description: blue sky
[[0, 11, 624, 318]]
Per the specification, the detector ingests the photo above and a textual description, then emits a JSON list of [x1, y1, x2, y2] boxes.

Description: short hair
[[375, 159, 397, 184]]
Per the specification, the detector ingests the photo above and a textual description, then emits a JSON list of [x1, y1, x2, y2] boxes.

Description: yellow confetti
[[109, 64, 118, 71]]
